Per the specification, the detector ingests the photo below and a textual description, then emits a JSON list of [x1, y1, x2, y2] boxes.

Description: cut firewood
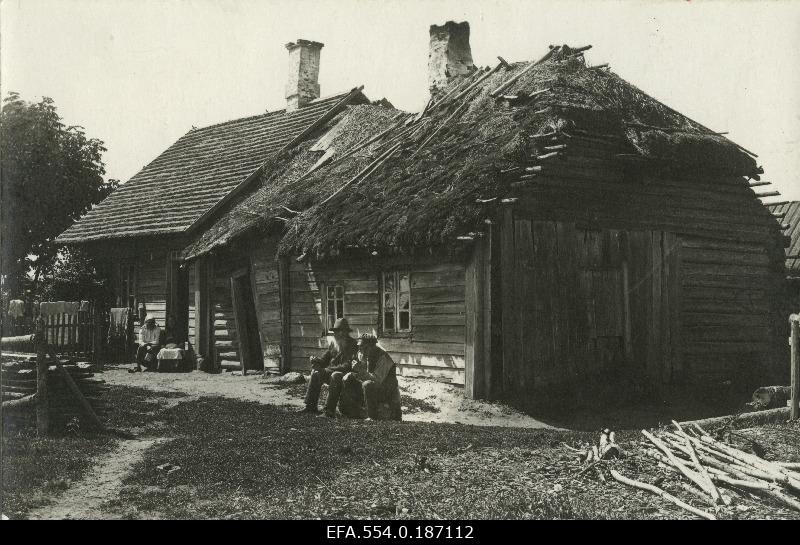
[[642, 430, 717, 500], [672, 421, 726, 505], [609, 469, 716, 520]]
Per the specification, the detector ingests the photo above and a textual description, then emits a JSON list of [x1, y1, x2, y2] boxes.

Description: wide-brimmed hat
[[144, 313, 157, 323], [330, 317, 352, 333]]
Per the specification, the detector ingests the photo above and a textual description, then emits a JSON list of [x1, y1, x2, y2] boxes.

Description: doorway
[[230, 270, 264, 373]]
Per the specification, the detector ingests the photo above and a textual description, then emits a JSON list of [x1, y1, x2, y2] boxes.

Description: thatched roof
[[181, 103, 406, 260], [276, 46, 759, 259], [56, 89, 369, 243], [768, 201, 800, 276], [184, 45, 762, 262]]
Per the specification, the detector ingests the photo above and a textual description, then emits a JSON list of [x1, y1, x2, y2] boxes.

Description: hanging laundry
[[8, 299, 25, 318]]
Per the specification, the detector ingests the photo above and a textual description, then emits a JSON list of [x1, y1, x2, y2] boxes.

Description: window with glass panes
[[382, 272, 410, 333], [326, 284, 345, 330]]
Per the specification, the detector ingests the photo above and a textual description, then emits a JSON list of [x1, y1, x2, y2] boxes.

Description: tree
[[0, 92, 118, 296], [37, 246, 112, 304]]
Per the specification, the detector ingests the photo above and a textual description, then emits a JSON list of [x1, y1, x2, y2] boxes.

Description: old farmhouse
[[57, 22, 790, 406]]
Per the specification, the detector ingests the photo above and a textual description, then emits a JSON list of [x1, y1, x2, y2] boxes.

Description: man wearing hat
[[353, 334, 402, 421], [301, 317, 358, 416], [135, 314, 163, 372]]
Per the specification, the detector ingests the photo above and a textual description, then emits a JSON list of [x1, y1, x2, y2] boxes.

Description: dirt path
[[26, 437, 168, 520]]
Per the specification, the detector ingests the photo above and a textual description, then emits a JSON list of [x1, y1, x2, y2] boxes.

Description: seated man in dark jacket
[[354, 334, 402, 421], [301, 318, 358, 417]]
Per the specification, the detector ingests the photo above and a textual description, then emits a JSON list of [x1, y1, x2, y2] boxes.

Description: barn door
[[578, 229, 628, 377], [580, 269, 626, 374]]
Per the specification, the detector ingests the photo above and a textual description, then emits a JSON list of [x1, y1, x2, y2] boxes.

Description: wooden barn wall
[[108, 249, 169, 339], [499, 217, 682, 397], [288, 260, 466, 384], [506, 135, 787, 394], [678, 235, 785, 384], [136, 257, 168, 338], [249, 237, 283, 373]]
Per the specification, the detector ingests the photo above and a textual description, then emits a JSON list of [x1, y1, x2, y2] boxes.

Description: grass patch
[[0, 428, 114, 518], [0, 384, 187, 519], [115, 395, 784, 520]]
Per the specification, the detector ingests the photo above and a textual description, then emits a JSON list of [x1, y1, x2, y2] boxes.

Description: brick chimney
[[428, 21, 475, 91], [285, 39, 324, 112]]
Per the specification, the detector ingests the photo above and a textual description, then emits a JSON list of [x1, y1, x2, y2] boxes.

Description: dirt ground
[[99, 366, 555, 429], [25, 437, 165, 520], [7, 366, 799, 520]]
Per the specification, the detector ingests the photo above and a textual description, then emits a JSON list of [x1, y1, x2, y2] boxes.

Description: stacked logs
[[609, 420, 800, 520], [1, 357, 108, 430]]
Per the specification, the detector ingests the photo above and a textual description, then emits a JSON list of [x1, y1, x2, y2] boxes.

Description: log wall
[[288, 259, 466, 383], [499, 133, 787, 397]]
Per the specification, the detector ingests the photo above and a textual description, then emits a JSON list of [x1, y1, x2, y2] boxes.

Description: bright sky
[[2, 0, 799, 201]]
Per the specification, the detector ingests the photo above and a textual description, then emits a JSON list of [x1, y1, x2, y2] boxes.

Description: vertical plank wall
[[250, 239, 283, 374], [504, 133, 786, 396], [134, 254, 168, 340], [499, 217, 682, 399], [287, 260, 467, 383]]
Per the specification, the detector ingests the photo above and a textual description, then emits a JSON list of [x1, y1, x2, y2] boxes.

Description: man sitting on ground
[[353, 334, 402, 421], [135, 314, 162, 372], [301, 318, 358, 417]]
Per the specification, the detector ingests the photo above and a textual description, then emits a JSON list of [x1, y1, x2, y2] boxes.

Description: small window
[[325, 283, 345, 331], [382, 271, 411, 333], [120, 263, 136, 308]]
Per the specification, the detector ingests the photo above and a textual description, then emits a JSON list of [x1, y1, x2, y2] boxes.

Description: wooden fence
[[39, 302, 100, 360]]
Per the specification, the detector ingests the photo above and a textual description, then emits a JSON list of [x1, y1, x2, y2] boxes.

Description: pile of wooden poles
[[610, 420, 800, 520], [1, 356, 108, 430]]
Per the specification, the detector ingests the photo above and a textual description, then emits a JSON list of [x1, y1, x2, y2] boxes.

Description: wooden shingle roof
[[769, 201, 800, 276], [57, 90, 365, 243]]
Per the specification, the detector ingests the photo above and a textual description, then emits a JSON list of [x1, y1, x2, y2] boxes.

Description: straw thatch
[[184, 45, 760, 262]]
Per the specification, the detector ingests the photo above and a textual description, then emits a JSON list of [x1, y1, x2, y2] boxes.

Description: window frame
[[380, 271, 411, 337], [119, 261, 137, 309], [322, 282, 345, 335]]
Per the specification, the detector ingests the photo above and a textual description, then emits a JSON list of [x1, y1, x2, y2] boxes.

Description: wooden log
[[609, 469, 716, 520], [695, 435, 800, 491], [490, 47, 559, 97], [428, 70, 481, 112], [642, 430, 717, 497], [672, 421, 726, 505], [319, 142, 402, 207], [434, 62, 508, 108], [791, 314, 799, 421], [411, 102, 469, 157], [2, 393, 36, 410]]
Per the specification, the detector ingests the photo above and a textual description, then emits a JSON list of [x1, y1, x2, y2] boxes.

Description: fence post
[[35, 317, 49, 436], [790, 314, 799, 421]]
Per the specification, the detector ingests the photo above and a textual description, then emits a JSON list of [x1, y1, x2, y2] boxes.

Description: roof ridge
[[190, 90, 352, 134]]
